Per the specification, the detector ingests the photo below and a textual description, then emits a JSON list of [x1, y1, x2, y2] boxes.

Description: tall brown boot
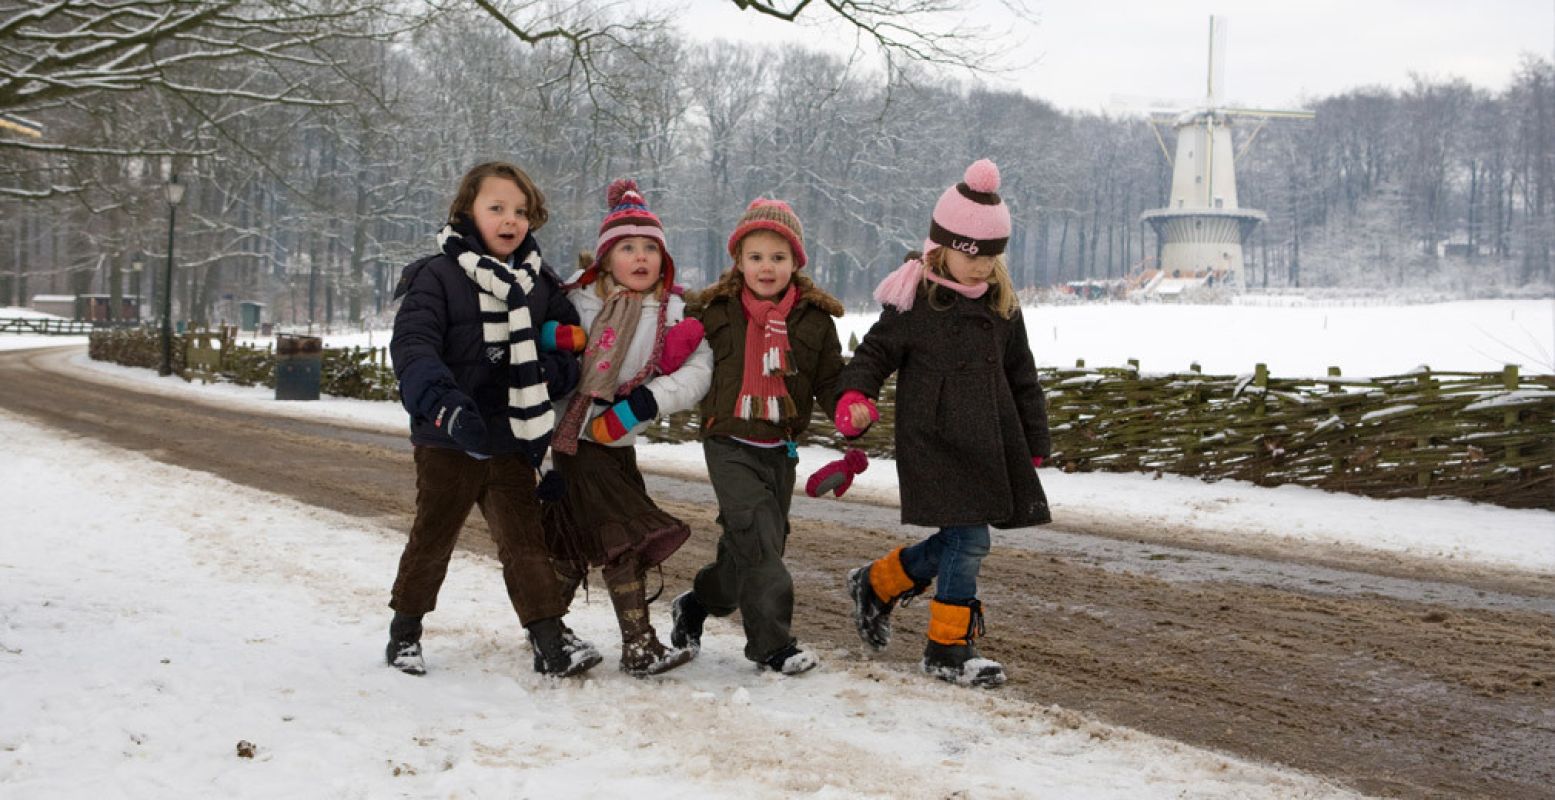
[[606, 565, 693, 678]]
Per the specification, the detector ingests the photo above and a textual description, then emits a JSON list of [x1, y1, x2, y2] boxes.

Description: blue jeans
[[899, 524, 991, 602]]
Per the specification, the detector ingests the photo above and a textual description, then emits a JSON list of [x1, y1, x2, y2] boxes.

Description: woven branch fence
[[90, 327, 1553, 510], [644, 358, 1554, 511], [89, 327, 398, 401]]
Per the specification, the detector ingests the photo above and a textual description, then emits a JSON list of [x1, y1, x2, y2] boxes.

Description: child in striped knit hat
[[668, 198, 846, 676], [833, 159, 1052, 688], [543, 178, 712, 677]]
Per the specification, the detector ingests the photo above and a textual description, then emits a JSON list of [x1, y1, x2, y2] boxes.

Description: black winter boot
[[922, 599, 1005, 688], [526, 617, 602, 678], [758, 643, 819, 675], [848, 548, 929, 651], [669, 591, 707, 653], [386, 612, 426, 676]]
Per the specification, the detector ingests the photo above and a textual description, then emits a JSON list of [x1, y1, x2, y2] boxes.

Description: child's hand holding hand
[[657, 318, 704, 375], [834, 390, 879, 438], [589, 386, 659, 444], [539, 321, 587, 353]]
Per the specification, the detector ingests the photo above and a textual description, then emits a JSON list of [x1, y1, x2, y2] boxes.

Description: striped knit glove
[[589, 386, 659, 444], [539, 321, 587, 353]]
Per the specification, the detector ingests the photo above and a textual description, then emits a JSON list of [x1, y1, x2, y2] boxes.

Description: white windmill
[[1138, 16, 1313, 292]]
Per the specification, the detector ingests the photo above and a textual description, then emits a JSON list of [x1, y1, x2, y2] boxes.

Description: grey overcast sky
[[678, 0, 1555, 113]]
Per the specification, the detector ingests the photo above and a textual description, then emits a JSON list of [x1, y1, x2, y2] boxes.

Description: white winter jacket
[[558, 284, 714, 448]]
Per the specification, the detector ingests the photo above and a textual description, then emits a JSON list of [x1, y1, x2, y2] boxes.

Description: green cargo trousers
[[692, 436, 798, 663]]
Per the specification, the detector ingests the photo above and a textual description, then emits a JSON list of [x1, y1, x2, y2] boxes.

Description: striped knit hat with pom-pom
[[926, 159, 1010, 257], [727, 198, 807, 268], [579, 178, 675, 288]]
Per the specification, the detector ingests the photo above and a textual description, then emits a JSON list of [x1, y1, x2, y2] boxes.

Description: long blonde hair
[[923, 248, 1018, 319]]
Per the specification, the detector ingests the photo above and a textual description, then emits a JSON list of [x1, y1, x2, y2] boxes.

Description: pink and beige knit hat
[[925, 159, 1010, 257], [580, 178, 675, 287], [727, 198, 807, 268]]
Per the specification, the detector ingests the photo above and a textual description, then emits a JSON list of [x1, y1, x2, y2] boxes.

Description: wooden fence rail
[[0, 317, 94, 335]]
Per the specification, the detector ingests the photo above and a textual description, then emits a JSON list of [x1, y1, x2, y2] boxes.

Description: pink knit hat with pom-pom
[[926, 159, 1010, 257], [873, 159, 1010, 310], [579, 178, 675, 288]]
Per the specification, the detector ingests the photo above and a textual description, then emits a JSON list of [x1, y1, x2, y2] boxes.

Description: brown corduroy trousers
[[389, 446, 568, 626]]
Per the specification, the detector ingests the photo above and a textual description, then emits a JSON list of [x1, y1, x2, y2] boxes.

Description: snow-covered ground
[[0, 413, 1357, 798], [0, 334, 89, 351], [0, 305, 67, 320]]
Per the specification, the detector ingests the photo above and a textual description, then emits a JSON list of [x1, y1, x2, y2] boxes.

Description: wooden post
[[1416, 369, 1435, 488], [1253, 363, 1268, 419], [1327, 366, 1343, 476], [1501, 365, 1521, 478]]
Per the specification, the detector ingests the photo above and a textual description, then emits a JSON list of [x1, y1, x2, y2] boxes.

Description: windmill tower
[[1139, 17, 1313, 290]]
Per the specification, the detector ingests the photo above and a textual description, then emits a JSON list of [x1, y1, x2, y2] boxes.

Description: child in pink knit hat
[[829, 159, 1053, 688], [667, 197, 847, 677]]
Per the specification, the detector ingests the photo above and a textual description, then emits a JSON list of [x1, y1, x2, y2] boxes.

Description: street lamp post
[[159, 175, 185, 376], [129, 256, 144, 321]]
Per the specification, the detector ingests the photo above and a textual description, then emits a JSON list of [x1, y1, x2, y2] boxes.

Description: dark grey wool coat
[[838, 287, 1052, 529]]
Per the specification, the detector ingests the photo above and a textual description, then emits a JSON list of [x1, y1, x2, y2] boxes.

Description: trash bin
[[275, 333, 322, 401]]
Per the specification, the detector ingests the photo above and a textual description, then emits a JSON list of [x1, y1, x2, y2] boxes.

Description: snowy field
[[11, 298, 1547, 375], [0, 413, 1357, 799], [53, 349, 1555, 573], [301, 298, 1554, 376]]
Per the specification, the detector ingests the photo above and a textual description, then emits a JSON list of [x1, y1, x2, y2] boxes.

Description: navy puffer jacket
[[390, 228, 580, 462]]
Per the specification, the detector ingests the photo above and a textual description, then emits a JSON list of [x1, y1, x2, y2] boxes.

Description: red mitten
[[834, 390, 879, 438], [804, 448, 869, 498], [657, 318, 705, 374], [1032, 456, 1045, 468]]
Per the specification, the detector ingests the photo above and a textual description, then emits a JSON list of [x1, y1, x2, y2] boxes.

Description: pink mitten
[[834, 390, 879, 438], [657, 318, 705, 374], [805, 448, 869, 498], [1032, 456, 1045, 468]]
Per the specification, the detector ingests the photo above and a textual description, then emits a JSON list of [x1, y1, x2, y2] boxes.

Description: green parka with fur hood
[[688, 273, 845, 442]]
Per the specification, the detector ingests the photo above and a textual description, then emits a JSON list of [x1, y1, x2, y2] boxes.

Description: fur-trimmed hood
[[687, 272, 844, 318]]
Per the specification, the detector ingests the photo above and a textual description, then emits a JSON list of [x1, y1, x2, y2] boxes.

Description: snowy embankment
[[61, 349, 1555, 574], [0, 413, 1356, 798], [313, 298, 1553, 375]]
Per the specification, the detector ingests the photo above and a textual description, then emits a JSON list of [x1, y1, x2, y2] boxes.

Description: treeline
[[2, 9, 1551, 326]]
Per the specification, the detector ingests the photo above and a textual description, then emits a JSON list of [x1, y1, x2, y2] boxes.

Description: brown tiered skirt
[[545, 441, 690, 570]]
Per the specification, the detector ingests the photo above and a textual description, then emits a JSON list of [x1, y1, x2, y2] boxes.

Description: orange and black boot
[[847, 547, 930, 650], [923, 598, 1006, 688]]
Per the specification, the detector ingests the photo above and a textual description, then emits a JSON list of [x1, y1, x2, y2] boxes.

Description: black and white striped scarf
[[437, 224, 554, 460]]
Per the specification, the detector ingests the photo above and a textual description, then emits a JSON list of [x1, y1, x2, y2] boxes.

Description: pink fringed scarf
[[735, 285, 799, 422], [873, 253, 989, 311]]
